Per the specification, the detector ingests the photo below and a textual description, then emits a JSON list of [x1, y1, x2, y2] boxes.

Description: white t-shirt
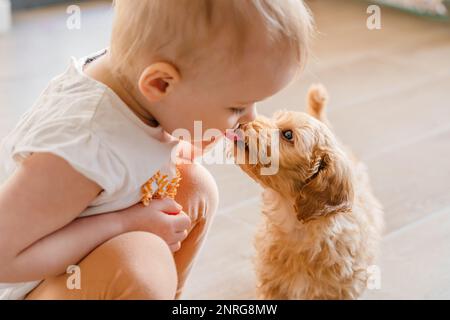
[[0, 49, 181, 299]]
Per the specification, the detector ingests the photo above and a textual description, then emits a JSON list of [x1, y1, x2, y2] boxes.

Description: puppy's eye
[[281, 130, 294, 141]]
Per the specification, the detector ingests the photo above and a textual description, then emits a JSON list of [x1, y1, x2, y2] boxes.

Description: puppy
[[232, 84, 384, 299]]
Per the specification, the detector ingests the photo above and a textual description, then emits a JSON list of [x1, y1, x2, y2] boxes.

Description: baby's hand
[[122, 198, 191, 252]]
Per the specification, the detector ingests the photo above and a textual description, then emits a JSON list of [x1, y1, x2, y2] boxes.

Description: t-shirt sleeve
[[10, 121, 127, 198]]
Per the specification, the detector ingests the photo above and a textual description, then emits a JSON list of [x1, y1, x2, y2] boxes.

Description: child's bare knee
[[176, 163, 219, 226]]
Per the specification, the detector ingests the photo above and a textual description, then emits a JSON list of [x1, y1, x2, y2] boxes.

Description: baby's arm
[[0, 152, 130, 283]]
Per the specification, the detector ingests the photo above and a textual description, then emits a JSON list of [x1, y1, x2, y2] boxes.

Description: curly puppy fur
[[234, 84, 384, 299]]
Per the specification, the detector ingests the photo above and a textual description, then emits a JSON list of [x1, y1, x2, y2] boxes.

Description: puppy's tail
[[306, 84, 330, 127]]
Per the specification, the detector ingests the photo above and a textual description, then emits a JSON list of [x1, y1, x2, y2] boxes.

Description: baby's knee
[[177, 163, 219, 226], [90, 231, 178, 300]]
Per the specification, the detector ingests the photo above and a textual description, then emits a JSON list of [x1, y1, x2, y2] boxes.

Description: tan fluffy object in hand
[[141, 166, 182, 206]]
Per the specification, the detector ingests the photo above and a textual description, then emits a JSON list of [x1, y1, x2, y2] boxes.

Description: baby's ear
[[293, 152, 354, 222], [138, 62, 180, 102]]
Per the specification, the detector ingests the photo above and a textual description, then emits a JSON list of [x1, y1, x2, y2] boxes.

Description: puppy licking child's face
[[232, 110, 354, 223]]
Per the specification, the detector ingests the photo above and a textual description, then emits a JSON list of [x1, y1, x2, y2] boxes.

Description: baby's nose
[[240, 104, 258, 123]]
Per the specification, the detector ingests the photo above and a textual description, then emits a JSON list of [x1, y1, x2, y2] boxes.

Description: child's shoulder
[[38, 56, 109, 123], [17, 51, 132, 136]]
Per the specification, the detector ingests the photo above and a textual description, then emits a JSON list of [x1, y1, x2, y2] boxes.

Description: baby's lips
[[162, 209, 181, 215]]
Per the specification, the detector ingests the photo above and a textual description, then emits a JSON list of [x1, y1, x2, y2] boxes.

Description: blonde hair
[[110, 0, 313, 80]]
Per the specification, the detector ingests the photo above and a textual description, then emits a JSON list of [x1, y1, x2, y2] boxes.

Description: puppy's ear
[[293, 152, 354, 222], [306, 84, 331, 127]]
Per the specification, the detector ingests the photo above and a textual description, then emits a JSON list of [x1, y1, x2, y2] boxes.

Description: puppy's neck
[[261, 188, 301, 235]]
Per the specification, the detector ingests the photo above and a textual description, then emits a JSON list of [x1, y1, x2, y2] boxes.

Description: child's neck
[[83, 52, 160, 128]]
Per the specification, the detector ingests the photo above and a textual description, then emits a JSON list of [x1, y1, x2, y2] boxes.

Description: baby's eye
[[281, 129, 294, 142], [230, 107, 245, 115]]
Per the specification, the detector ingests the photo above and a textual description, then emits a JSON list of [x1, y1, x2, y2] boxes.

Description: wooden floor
[[1, 0, 449, 299]]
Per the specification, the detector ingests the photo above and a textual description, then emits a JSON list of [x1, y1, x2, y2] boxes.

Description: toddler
[[0, 0, 313, 299]]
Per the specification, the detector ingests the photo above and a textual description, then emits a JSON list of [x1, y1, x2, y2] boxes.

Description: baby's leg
[[172, 163, 219, 299], [25, 231, 178, 299], [24, 163, 219, 300]]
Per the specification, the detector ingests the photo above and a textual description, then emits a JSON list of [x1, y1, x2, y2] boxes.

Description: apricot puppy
[[233, 84, 384, 299]]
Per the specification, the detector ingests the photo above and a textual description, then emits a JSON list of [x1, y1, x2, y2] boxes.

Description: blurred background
[[0, 0, 449, 299]]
